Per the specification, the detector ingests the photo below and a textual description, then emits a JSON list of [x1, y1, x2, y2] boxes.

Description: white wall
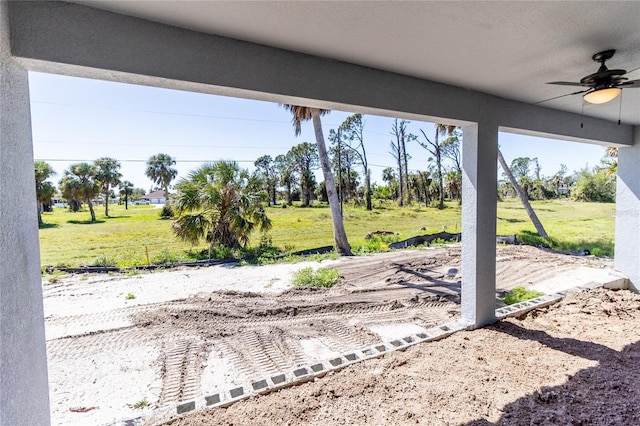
[[615, 128, 640, 291], [0, 2, 51, 424]]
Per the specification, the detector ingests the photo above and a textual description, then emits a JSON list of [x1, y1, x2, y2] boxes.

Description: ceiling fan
[[546, 49, 640, 104]]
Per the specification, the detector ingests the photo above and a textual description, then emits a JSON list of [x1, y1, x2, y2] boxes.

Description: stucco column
[[0, 1, 51, 424], [461, 122, 498, 327], [615, 127, 640, 292]]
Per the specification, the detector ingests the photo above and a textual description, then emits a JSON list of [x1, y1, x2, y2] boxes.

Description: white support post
[[0, 1, 51, 424], [461, 122, 498, 327], [615, 127, 640, 292]]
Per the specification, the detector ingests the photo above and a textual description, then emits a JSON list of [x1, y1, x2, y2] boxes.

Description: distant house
[[142, 190, 166, 204]]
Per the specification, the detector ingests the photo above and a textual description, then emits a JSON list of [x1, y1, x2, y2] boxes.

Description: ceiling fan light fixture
[[583, 87, 621, 104]]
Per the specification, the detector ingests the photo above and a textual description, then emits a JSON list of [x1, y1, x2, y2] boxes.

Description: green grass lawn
[[38, 205, 207, 267], [265, 200, 462, 251], [496, 198, 614, 256], [38, 198, 615, 267]]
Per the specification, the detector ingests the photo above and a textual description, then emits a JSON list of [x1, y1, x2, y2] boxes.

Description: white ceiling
[[76, 1, 640, 125]]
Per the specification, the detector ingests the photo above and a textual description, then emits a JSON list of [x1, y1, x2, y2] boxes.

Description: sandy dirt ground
[[170, 287, 640, 426], [42, 245, 617, 425]]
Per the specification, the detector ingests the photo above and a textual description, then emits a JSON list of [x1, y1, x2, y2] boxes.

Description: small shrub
[[516, 230, 554, 248], [125, 292, 136, 300], [118, 257, 148, 268], [159, 205, 174, 219], [123, 269, 140, 277], [209, 244, 234, 259], [503, 286, 544, 305], [355, 234, 397, 254], [240, 235, 283, 263], [151, 248, 182, 265], [292, 267, 340, 288], [516, 231, 613, 258], [45, 270, 66, 283], [306, 252, 339, 262], [278, 251, 339, 264], [356, 239, 386, 254], [90, 255, 117, 267], [430, 238, 449, 246], [129, 397, 148, 409]]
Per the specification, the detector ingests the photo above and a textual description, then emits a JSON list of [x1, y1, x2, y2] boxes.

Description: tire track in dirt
[[496, 259, 562, 290], [46, 327, 157, 359], [159, 339, 205, 405], [241, 328, 308, 374], [44, 249, 470, 408], [46, 290, 459, 405], [45, 300, 203, 340]]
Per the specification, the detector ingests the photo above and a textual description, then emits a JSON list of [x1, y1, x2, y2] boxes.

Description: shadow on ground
[[465, 323, 640, 425], [67, 219, 106, 225], [38, 223, 59, 229]]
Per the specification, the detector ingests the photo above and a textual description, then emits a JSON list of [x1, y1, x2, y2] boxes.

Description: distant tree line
[[497, 151, 617, 203], [34, 111, 618, 254], [35, 153, 178, 224], [251, 115, 464, 212]]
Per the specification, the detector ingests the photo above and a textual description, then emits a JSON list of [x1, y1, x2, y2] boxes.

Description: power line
[[34, 158, 257, 163], [33, 99, 346, 129], [32, 100, 293, 124], [32, 100, 424, 136], [33, 139, 292, 150]]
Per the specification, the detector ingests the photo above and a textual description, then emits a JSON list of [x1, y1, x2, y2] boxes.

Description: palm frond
[[172, 213, 211, 245], [281, 104, 328, 136]]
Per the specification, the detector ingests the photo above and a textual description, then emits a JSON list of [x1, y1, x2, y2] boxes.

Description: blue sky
[[29, 72, 607, 192]]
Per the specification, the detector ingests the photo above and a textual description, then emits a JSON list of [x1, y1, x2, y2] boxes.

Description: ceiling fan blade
[[619, 79, 640, 88], [546, 81, 590, 87], [625, 65, 640, 76], [534, 89, 590, 105]]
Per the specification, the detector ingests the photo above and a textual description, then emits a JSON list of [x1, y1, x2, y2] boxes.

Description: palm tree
[[413, 170, 431, 207], [119, 180, 134, 209], [172, 161, 271, 249], [94, 157, 122, 217], [275, 153, 297, 206], [282, 105, 352, 256], [445, 170, 462, 201], [145, 153, 178, 202], [34, 161, 56, 226], [288, 142, 319, 206], [382, 167, 398, 198], [59, 162, 100, 222], [254, 155, 278, 206], [497, 149, 548, 237], [603, 146, 618, 177]]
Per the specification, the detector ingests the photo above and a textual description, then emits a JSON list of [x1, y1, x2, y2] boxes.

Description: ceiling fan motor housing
[[580, 50, 627, 89]]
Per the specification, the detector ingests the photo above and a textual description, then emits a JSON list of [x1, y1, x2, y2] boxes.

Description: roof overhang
[[7, 1, 638, 145]]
